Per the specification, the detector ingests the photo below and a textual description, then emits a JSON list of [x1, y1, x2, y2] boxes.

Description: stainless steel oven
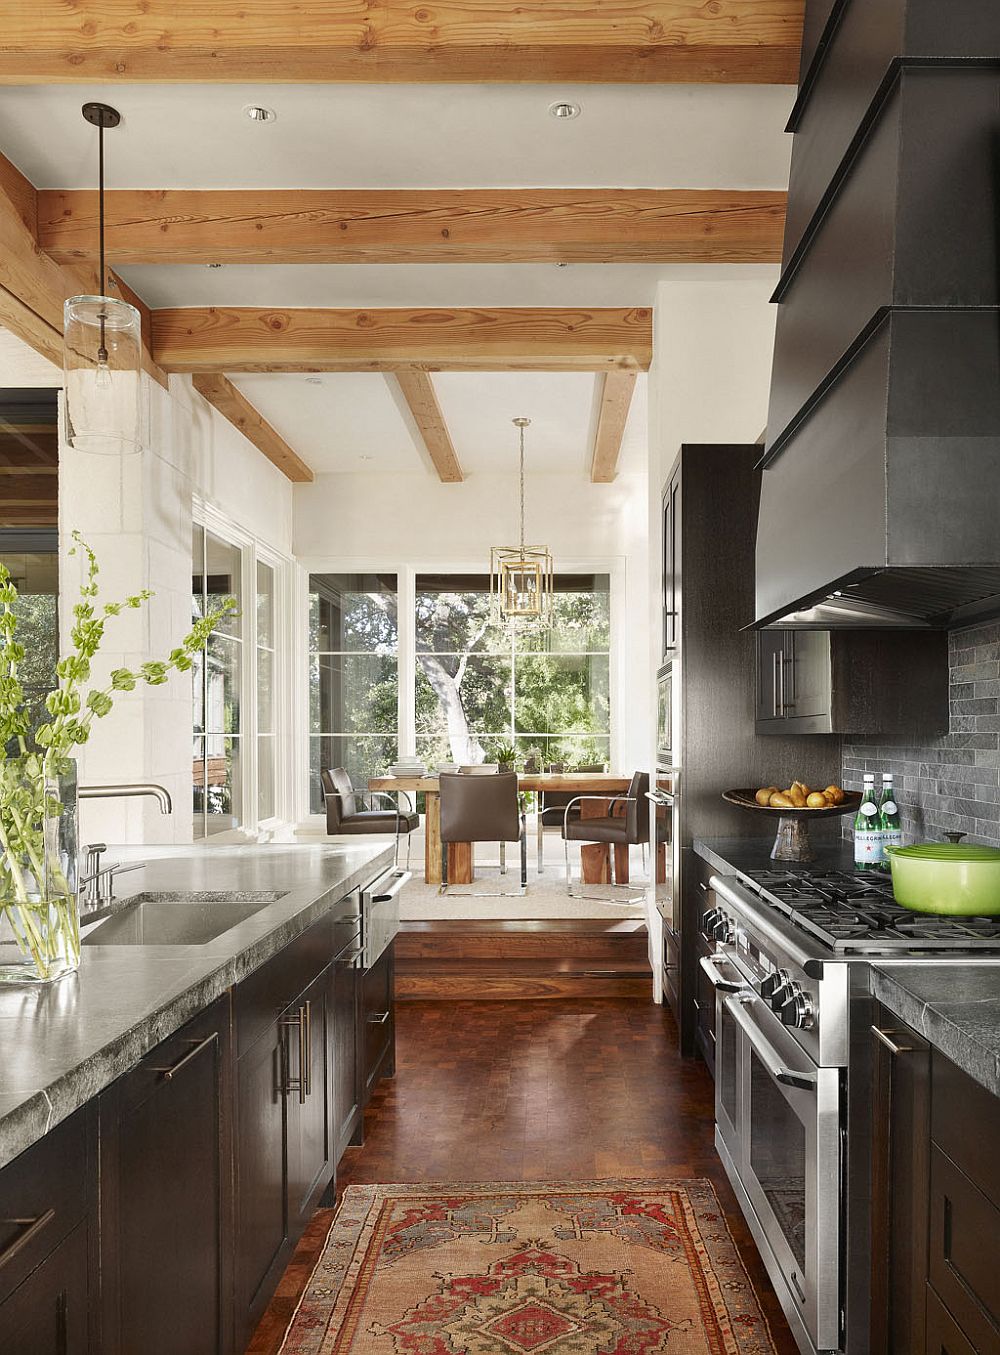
[[700, 876, 845, 1355]]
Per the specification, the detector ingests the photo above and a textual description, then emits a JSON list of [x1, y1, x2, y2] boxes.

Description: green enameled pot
[[884, 843, 1000, 915]]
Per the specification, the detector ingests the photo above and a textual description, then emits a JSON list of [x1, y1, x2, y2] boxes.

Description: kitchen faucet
[[78, 782, 173, 910]]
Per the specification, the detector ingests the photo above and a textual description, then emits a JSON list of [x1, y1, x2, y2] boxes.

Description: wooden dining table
[[368, 772, 632, 885]]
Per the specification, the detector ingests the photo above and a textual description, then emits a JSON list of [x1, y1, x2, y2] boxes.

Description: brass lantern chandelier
[[63, 102, 143, 455], [490, 417, 554, 627]]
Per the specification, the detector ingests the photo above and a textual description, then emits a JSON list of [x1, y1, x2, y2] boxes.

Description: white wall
[[294, 467, 650, 778], [58, 371, 294, 845]]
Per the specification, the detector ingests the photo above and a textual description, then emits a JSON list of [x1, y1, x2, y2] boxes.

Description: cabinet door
[[235, 1022, 287, 1347], [332, 942, 363, 1161], [285, 967, 333, 1236], [0, 1221, 90, 1355], [662, 471, 681, 656], [756, 630, 787, 723], [102, 999, 233, 1355], [869, 1009, 931, 1355], [362, 945, 396, 1104], [787, 630, 832, 722]]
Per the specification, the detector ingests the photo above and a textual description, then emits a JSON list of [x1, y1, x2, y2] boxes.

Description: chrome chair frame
[[562, 794, 647, 904]]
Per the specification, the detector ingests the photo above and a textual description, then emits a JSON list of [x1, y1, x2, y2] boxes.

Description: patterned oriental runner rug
[[278, 1180, 778, 1354]]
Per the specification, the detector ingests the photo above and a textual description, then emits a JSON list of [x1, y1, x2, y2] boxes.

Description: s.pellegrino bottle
[[854, 774, 882, 871], [879, 773, 902, 859]]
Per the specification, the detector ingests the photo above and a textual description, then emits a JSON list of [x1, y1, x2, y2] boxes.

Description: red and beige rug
[[279, 1180, 778, 1354]]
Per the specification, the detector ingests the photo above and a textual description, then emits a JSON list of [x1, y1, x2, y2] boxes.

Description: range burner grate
[[741, 867, 1000, 952]]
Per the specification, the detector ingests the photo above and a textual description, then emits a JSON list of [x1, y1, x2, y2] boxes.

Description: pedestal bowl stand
[[722, 789, 864, 863]]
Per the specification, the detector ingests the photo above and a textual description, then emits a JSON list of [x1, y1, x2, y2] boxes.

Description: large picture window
[[192, 527, 243, 836], [0, 532, 58, 739], [308, 574, 398, 813], [415, 573, 610, 769]]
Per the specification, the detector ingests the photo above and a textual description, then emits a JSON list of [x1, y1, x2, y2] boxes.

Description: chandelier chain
[[519, 419, 526, 555]]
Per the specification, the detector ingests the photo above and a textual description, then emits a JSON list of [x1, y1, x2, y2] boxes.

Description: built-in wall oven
[[700, 876, 847, 1355]]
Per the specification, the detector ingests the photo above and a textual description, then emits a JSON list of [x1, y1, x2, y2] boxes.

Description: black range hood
[[755, 5, 1000, 631]]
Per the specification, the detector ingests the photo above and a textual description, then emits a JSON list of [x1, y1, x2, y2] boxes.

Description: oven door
[[720, 991, 842, 1354]]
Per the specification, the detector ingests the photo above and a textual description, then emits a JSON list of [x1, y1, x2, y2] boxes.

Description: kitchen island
[[0, 840, 396, 1354]]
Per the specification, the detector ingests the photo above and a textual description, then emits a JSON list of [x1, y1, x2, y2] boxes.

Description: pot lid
[[889, 843, 1000, 862]]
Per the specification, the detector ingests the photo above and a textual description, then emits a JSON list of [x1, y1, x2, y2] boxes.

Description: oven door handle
[[724, 994, 817, 1091], [699, 954, 745, 993]]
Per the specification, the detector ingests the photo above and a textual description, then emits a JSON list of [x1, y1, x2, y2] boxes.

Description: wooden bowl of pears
[[722, 782, 862, 861]]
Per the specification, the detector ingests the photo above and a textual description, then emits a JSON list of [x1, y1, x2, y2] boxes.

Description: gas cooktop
[[741, 867, 1000, 953]]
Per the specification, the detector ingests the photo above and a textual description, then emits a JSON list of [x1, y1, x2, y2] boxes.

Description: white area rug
[[399, 874, 648, 921]]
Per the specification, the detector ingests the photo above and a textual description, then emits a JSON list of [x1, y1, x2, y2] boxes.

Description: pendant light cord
[[519, 420, 526, 556], [97, 118, 108, 363]]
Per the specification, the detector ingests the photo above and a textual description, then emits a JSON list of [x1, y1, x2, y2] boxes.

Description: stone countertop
[[0, 841, 394, 1171], [694, 836, 859, 878], [870, 963, 1000, 1099]]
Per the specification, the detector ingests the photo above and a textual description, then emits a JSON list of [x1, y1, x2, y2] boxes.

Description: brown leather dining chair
[[321, 768, 419, 868], [561, 770, 649, 903], [535, 764, 605, 873], [438, 771, 527, 895]]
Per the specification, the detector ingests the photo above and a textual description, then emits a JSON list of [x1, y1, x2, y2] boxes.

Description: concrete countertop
[[870, 962, 1000, 1099], [0, 840, 394, 1171]]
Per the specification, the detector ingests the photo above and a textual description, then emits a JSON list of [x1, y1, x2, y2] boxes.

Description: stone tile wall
[[842, 620, 1000, 847]]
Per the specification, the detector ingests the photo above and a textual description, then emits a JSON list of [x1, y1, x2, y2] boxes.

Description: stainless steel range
[[699, 864, 1000, 1355]]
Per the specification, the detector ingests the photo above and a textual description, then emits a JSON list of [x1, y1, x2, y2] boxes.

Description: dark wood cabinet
[[99, 997, 233, 1355], [361, 944, 396, 1104], [757, 629, 948, 738], [332, 937, 364, 1159], [286, 965, 333, 1237], [0, 1222, 91, 1355], [870, 1008, 1000, 1355]]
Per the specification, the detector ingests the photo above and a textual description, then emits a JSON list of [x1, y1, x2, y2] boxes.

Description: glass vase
[[0, 757, 80, 984]]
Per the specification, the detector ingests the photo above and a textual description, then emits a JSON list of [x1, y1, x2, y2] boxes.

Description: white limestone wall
[[58, 372, 294, 845]]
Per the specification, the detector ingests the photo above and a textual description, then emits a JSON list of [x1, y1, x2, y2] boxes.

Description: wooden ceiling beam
[[0, 3, 803, 85], [590, 371, 638, 483], [191, 373, 314, 483], [393, 370, 464, 483], [38, 188, 787, 266], [153, 307, 652, 374], [0, 151, 166, 386]]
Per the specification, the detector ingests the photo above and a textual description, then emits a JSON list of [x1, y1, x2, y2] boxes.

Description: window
[[308, 574, 398, 813], [256, 560, 276, 822], [415, 574, 610, 770], [0, 533, 58, 739], [192, 527, 243, 836]]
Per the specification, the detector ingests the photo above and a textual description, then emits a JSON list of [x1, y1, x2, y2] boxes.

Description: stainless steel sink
[[82, 892, 285, 947]]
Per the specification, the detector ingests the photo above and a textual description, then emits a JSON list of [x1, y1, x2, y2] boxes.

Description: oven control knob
[[712, 915, 732, 943], [779, 986, 816, 1030], [701, 909, 721, 934], [762, 969, 792, 1009]]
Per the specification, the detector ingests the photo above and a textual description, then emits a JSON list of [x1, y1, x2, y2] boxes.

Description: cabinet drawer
[[925, 1284, 978, 1355], [362, 945, 394, 1102], [0, 1106, 93, 1306], [0, 1219, 90, 1354], [236, 912, 333, 1056], [928, 1145, 1000, 1350], [931, 1051, 1000, 1206]]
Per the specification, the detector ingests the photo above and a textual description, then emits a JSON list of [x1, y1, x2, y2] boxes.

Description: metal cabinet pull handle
[[367, 1010, 391, 1025], [871, 1026, 913, 1055], [773, 650, 781, 718], [699, 954, 745, 993], [0, 1208, 56, 1271], [725, 994, 817, 1091], [280, 1005, 309, 1103], [302, 1000, 312, 1099], [150, 1032, 218, 1081]]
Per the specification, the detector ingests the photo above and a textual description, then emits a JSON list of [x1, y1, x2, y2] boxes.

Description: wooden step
[[395, 920, 651, 1000]]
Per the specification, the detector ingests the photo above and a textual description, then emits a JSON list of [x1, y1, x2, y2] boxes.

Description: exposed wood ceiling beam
[[152, 307, 652, 374], [0, 151, 166, 386], [393, 371, 464, 483], [38, 189, 787, 266], [590, 372, 638, 484], [0, 3, 803, 85], [191, 373, 314, 483]]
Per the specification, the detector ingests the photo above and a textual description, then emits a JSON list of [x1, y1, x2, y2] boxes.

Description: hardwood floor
[[246, 998, 799, 1355]]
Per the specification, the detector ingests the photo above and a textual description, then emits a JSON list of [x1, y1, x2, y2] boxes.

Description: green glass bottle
[[854, 773, 882, 871], [878, 773, 902, 859]]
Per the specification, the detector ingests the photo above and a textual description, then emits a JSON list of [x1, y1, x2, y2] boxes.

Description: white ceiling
[[0, 82, 794, 191], [230, 371, 648, 477], [118, 261, 773, 309]]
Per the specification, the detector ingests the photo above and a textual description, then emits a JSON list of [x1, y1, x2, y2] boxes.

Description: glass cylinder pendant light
[[63, 102, 143, 455], [490, 417, 555, 628]]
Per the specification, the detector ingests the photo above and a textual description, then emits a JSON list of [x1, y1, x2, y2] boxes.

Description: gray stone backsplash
[[842, 620, 1000, 847]]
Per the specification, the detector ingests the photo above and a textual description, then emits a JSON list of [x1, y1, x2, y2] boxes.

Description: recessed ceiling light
[[304, 376, 322, 385], [549, 101, 581, 120], [243, 104, 277, 123], [207, 262, 223, 269], [553, 262, 569, 268], [359, 454, 374, 461]]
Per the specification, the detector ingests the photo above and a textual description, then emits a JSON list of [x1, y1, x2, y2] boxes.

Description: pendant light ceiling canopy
[[490, 417, 555, 627], [63, 101, 143, 456]]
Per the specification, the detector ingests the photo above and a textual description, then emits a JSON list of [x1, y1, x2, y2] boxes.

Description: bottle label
[[861, 803, 878, 816], [881, 799, 897, 816], [855, 830, 884, 865]]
